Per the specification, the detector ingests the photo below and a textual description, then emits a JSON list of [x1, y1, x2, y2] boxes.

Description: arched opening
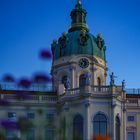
[[79, 74, 86, 87], [97, 77, 101, 91], [73, 114, 83, 140], [116, 116, 121, 140], [61, 76, 70, 89], [93, 113, 107, 136]]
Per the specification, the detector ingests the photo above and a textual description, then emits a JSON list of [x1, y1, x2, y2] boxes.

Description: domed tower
[[50, 2, 126, 140], [51, 0, 107, 92]]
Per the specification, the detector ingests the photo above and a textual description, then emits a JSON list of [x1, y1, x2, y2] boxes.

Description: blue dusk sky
[[0, 0, 140, 88]]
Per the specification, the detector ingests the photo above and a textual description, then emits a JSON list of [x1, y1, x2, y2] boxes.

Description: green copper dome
[[51, 1, 106, 61]]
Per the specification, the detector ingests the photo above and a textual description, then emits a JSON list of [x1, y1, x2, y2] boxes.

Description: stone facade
[[0, 1, 139, 140]]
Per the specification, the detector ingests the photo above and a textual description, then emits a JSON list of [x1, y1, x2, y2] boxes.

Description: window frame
[[127, 115, 135, 122], [73, 114, 84, 140], [93, 112, 108, 136], [27, 112, 35, 119], [127, 131, 135, 140]]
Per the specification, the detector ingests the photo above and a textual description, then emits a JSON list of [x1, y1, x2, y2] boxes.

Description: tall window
[[93, 113, 107, 136], [73, 114, 83, 140], [79, 74, 86, 87], [116, 116, 120, 140], [127, 132, 135, 140], [97, 77, 101, 91]]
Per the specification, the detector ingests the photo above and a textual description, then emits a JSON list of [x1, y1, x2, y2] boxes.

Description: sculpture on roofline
[[110, 72, 117, 86]]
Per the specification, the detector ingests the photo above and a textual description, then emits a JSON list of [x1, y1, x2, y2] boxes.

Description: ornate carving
[[96, 33, 105, 49], [110, 72, 117, 86], [79, 30, 89, 46], [51, 39, 57, 55], [59, 32, 67, 48], [122, 80, 125, 91], [59, 32, 68, 57]]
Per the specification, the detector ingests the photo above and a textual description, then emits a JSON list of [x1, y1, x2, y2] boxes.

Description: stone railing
[[0, 82, 52, 92], [126, 98, 140, 107], [64, 85, 122, 97], [0, 93, 58, 103], [126, 88, 140, 94]]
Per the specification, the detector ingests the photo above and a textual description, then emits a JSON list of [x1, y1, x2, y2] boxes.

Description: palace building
[[0, 1, 140, 140]]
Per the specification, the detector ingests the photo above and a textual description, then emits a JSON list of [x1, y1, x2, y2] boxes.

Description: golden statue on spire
[[77, 0, 81, 4]]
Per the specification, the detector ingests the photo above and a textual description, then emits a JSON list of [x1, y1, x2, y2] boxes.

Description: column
[[64, 102, 70, 140], [123, 104, 127, 140], [70, 66, 76, 89], [85, 100, 90, 140], [111, 101, 116, 140]]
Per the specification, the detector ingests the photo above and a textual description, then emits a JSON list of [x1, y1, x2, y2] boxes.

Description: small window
[[127, 116, 135, 122], [46, 113, 54, 121], [8, 112, 16, 121], [8, 112, 16, 118], [27, 113, 35, 119], [62, 76, 70, 89], [127, 132, 135, 140]]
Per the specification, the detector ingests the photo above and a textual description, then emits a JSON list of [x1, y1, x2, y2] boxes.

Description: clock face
[[79, 58, 89, 68]]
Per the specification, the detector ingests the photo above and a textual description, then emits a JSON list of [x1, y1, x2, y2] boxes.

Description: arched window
[[116, 116, 120, 140], [79, 74, 86, 87], [93, 113, 107, 136], [73, 114, 83, 140], [97, 77, 101, 91]]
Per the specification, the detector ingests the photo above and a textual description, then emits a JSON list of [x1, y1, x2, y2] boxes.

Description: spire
[[77, 0, 81, 5], [68, 0, 89, 32]]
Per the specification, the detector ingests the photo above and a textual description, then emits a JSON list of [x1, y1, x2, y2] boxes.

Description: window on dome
[[116, 116, 121, 140], [73, 114, 83, 140], [93, 113, 107, 136]]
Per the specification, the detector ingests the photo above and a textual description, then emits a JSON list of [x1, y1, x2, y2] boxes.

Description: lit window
[[127, 132, 135, 140], [27, 113, 35, 119], [127, 116, 135, 122]]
